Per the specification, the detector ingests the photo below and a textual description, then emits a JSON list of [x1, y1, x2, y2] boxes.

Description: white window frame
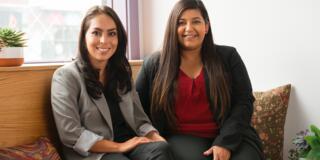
[[0, 0, 140, 63], [106, 0, 140, 60]]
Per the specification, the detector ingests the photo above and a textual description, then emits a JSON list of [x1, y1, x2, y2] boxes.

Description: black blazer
[[135, 45, 263, 154]]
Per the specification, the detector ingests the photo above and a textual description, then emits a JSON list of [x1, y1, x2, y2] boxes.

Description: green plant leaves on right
[[289, 125, 320, 160], [304, 125, 320, 160]]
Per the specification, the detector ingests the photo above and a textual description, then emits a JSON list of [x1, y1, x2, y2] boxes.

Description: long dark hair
[[77, 5, 132, 102], [151, 0, 231, 129]]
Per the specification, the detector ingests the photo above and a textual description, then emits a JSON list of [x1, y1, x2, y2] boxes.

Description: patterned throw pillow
[[0, 137, 61, 160], [252, 84, 291, 160]]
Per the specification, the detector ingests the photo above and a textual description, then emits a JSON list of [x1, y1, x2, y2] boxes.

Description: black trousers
[[167, 134, 263, 160], [101, 141, 175, 160]]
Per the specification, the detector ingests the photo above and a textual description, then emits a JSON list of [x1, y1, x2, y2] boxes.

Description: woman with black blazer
[[136, 0, 264, 160]]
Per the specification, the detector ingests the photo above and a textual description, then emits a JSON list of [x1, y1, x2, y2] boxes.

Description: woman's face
[[85, 14, 118, 67], [177, 9, 208, 52]]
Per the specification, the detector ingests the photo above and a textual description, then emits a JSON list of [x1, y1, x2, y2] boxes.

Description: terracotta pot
[[0, 47, 24, 67]]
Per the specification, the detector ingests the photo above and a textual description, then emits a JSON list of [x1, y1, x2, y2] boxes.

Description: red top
[[175, 68, 219, 138]]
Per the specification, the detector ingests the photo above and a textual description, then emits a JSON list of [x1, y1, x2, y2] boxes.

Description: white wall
[[140, 0, 320, 159], [139, 0, 178, 56]]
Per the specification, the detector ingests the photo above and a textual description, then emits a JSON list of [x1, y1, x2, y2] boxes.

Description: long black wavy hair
[[77, 5, 132, 102]]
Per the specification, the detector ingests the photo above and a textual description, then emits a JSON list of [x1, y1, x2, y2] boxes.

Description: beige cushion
[[252, 84, 291, 160]]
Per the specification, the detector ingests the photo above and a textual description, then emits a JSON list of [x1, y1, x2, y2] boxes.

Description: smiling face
[[177, 9, 209, 52], [85, 14, 118, 68]]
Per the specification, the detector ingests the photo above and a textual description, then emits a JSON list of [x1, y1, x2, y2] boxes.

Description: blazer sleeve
[[212, 47, 255, 151], [131, 86, 158, 136], [51, 66, 103, 156], [135, 52, 161, 117]]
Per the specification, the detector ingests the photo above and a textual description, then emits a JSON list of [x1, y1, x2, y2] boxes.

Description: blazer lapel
[[76, 60, 114, 131], [76, 59, 113, 133], [119, 92, 135, 129], [91, 96, 113, 132]]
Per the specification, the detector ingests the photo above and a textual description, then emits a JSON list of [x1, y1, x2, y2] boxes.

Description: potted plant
[[0, 27, 27, 67], [289, 124, 320, 160]]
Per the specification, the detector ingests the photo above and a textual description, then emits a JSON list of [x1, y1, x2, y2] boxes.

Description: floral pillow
[[252, 84, 291, 160], [0, 137, 61, 160]]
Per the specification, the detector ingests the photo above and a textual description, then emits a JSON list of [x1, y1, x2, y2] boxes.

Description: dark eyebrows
[[193, 17, 202, 21], [107, 28, 117, 32], [178, 17, 203, 21], [92, 27, 102, 32], [91, 27, 117, 32]]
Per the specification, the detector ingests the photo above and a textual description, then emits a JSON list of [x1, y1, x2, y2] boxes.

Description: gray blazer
[[51, 60, 157, 160]]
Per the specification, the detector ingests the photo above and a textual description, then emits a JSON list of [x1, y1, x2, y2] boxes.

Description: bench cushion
[[0, 137, 61, 160], [252, 84, 291, 160]]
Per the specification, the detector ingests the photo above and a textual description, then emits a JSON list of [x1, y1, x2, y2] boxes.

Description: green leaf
[[306, 149, 320, 160], [304, 125, 320, 160], [0, 27, 27, 47], [310, 125, 320, 138]]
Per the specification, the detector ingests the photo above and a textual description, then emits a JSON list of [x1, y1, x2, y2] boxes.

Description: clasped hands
[[119, 131, 230, 160], [118, 131, 166, 152]]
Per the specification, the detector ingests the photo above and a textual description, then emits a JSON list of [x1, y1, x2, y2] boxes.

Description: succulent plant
[[0, 28, 26, 48], [0, 38, 6, 49]]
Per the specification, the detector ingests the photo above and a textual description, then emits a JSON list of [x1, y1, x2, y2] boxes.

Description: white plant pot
[[0, 47, 24, 67]]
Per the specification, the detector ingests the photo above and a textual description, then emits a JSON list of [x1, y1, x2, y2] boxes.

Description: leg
[[128, 141, 175, 160], [167, 134, 213, 160], [101, 153, 130, 160], [230, 141, 263, 160]]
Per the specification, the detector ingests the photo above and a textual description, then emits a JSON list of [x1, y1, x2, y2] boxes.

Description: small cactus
[[0, 28, 26, 47]]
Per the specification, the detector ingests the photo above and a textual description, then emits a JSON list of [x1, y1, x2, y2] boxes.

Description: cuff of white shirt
[[138, 123, 158, 136], [73, 130, 104, 156]]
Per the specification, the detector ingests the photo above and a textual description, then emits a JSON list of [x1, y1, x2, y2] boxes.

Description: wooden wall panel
[[0, 60, 142, 147], [0, 67, 59, 147]]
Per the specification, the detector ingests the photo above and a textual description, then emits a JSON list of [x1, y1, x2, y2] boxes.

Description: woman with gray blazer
[[51, 5, 174, 160]]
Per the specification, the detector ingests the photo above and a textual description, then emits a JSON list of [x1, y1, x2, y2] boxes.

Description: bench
[[0, 61, 291, 160]]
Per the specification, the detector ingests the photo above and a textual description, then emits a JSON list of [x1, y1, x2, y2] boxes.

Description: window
[[0, 0, 139, 63]]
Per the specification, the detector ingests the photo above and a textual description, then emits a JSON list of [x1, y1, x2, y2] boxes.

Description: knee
[[153, 141, 171, 152], [230, 143, 262, 160], [231, 153, 261, 160]]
